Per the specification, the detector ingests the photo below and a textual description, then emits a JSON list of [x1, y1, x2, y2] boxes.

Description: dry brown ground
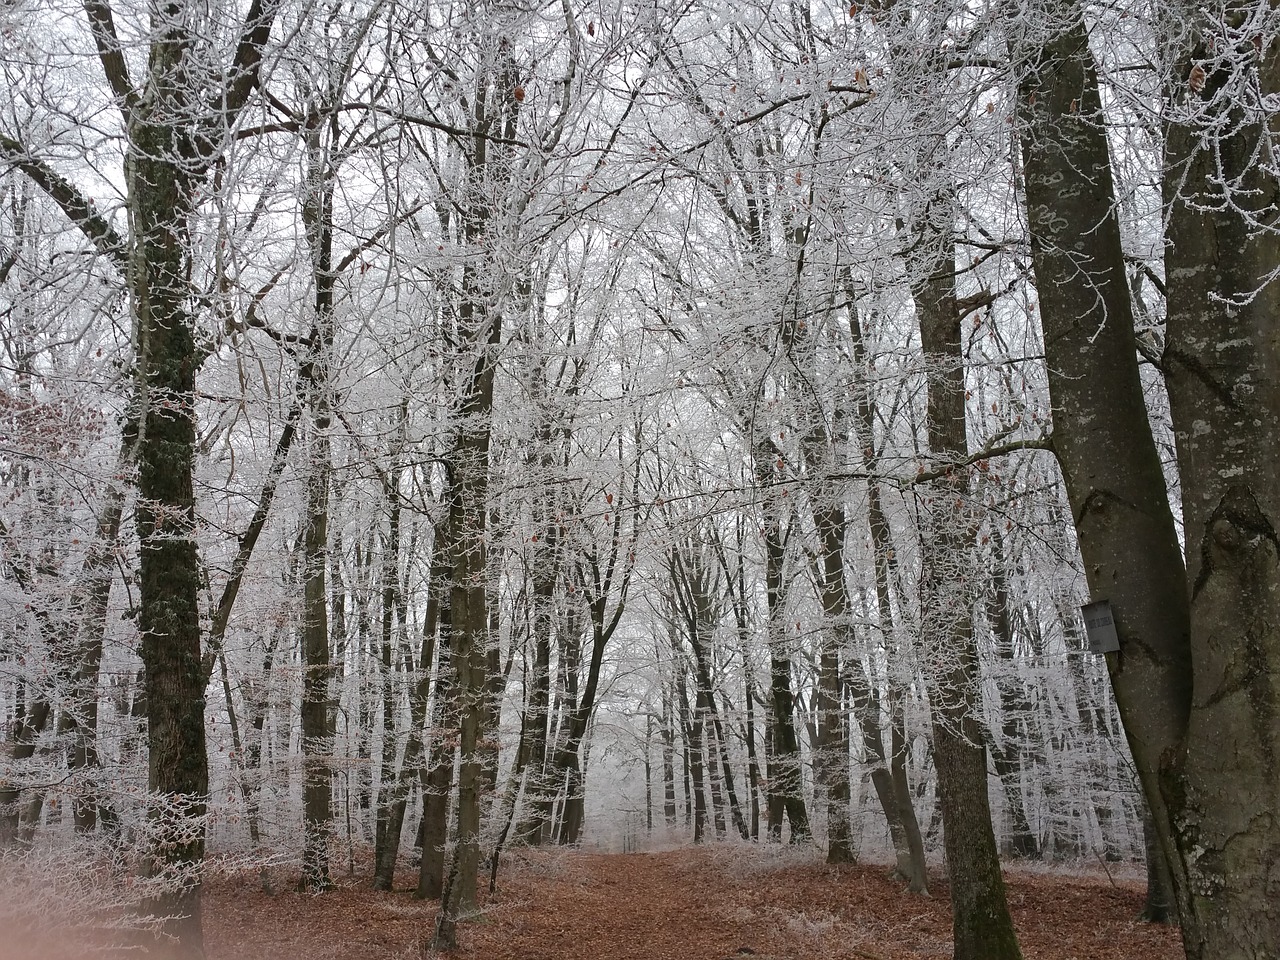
[[201, 846, 1183, 960]]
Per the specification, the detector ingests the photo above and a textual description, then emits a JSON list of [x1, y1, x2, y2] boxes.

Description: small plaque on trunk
[[1082, 599, 1120, 654]]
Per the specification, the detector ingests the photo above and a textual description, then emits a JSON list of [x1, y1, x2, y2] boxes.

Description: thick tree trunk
[[1017, 5, 1196, 944], [1141, 803, 1176, 924], [129, 114, 210, 958], [1161, 14, 1280, 954]]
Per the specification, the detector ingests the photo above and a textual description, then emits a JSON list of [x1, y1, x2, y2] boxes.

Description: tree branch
[[0, 135, 128, 270], [201, 394, 303, 682], [82, 0, 137, 116], [905, 432, 1055, 486], [220, 0, 284, 130]]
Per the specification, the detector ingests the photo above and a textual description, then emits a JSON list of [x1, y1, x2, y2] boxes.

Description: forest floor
[[196, 844, 1182, 960]]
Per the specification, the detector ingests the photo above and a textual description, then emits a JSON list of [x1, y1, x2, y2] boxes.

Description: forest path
[[492, 849, 800, 960], [203, 845, 1180, 960]]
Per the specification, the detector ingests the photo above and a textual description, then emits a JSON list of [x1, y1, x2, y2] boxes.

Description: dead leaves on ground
[[203, 846, 1181, 960]]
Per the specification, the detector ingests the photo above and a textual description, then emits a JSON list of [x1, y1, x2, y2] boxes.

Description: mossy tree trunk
[[3, 0, 281, 951]]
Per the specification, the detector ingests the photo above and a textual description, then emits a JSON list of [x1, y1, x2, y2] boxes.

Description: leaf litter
[[200, 846, 1181, 960]]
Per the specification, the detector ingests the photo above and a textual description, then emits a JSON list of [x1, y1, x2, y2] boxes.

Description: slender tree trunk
[[374, 514, 400, 871], [985, 531, 1038, 859], [644, 715, 654, 832], [757, 460, 809, 843], [661, 685, 677, 826], [813, 509, 855, 863], [676, 544, 750, 842], [298, 125, 336, 891], [706, 722, 726, 839], [684, 672, 708, 843], [0, 698, 50, 846], [742, 681, 762, 841], [64, 461, 127, 834], [846, 300, 930, 891], [888, 686, 928, 891], [373, 528, 444, 891], [417, 632, 455, 901], [678, 668, 694, 829], [913, 196, 1022, 960], [514, 499, 557, 845]]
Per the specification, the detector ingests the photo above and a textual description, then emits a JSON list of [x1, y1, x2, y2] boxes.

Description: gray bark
[[1016, 1, 1195, 940], [1161, 9, 1280, 954]]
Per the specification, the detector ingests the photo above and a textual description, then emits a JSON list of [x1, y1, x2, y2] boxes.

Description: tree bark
[[756, 453, 810, 843], [417, 607, 455, 901], [847, 298, 931, 891], [1161, 10, 1280, 954], [1017, 3, 1195, 942], [3, 1, 282, 950], [373, 523, 444, 891], [812, 508, 856, 863], [129, 111, 210, 960], [298, 120, 337, 894], [913, 198, 1022, 960], [985, 530, 1039, 860]]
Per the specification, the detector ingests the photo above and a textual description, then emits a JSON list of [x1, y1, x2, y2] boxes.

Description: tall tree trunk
[[64, 457, 128, 834], [661, 683, 678, 826], [849, 305, 930, 892], [373, 523, 443, 891], [684, 681, 708, 843], [0, 2, 284, 950], [298, 121, 337, 893], [434, 274, 500, 944], [913, 198, 1022, 960], [676, 541, 750, 842], [374, 513, 401, 871], [417, 605, 455, 901], [812, 508, 855, 863], [0, 698, 50, 846], [717, 530, 764, 841], [985, 530, 1038, 859], [514, 487, 558, 845], [887, 685, 928, 890], [1161, 9, 1280, 953], [129, 113, 210, 960], [1017, 3, 1195, 942], [757, 457, 809, 843]]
